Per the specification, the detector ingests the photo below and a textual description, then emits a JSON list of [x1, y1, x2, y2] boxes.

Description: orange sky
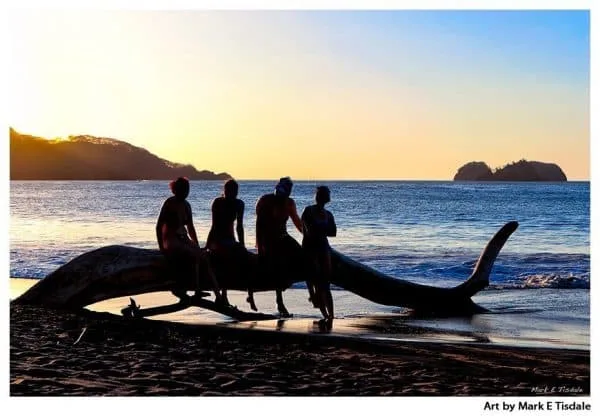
[[8, 10, 590, 180]]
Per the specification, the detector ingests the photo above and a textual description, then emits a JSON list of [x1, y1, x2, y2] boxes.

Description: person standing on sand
[[206, 179, 248, 308], [252, 177, 304, 317], [156, 177, 223, 304], [302, 186, 337, 320]]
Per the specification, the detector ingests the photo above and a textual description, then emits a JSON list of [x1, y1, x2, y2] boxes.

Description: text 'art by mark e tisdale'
[[483, 400, 590, 412]]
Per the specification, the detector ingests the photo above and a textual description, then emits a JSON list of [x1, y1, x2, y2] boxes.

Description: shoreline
[[11, 277, 590, 352], [10, 304, 590, 396]]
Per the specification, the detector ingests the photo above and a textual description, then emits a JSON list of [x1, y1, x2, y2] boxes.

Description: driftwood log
[[13, 221, 518, 316]]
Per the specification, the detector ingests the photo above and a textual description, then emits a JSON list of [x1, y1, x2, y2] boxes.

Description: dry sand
[[10, 304, 589, 396]]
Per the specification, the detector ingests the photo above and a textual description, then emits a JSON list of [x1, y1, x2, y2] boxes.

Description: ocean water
[[9, 181, 590, 349], [10, 181, 589, 286]]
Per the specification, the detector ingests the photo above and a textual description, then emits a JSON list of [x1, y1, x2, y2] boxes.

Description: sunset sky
[[8, 9, 590, 180]]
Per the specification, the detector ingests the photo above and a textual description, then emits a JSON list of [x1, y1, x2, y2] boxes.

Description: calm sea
[[9, 181, 590, 349], [10, 180, 590, 288]]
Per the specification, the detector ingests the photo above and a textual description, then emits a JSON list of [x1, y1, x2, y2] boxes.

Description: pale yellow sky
[[8, 10, 590, 180]]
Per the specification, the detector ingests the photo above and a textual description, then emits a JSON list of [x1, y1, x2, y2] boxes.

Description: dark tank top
[[301, 205, 335, 252], [207, 197, 242, 245]]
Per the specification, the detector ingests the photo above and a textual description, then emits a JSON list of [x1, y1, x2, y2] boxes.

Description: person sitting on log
[[252, 177, 304, 317], [301, 186, 337, 320], [156, 177, 223, 304], [205, 179, 248, 308]]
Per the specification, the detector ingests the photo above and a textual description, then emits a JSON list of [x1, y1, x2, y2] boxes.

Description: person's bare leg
[[325, 287, 334, 320], [168, 241, 205, 300], [312, 257, 323, 309], [276, 289, 290, 317], [169, 252, 189, 300], [166, 240, 196, 299], [221, 289, 231, 306], [246, 256, 258, 310], [317, 286, 329, 319], [189, 262, 210, 300], [246, 290, 258, 311], [312, 259, 327, 318], [324, 253, 334, 319], [307, 280, 314, 303], [197, 250, 222, 302], [307, 279, 318, 307]]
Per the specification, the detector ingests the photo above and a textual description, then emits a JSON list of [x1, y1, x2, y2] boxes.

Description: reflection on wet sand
[[350, 315, 491, 344], [11, 280, 588, 351], [252, 318, 334, 334], [313, 319, 334, 333]]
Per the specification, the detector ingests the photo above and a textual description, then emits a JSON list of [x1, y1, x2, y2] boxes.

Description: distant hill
[[454, 160, 567, 181], [9, 128, 231, 181]]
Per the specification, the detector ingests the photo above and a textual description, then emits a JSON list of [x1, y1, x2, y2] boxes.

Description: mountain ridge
[[9, 128, 231, 181]]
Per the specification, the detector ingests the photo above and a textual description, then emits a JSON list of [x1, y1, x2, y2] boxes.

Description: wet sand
[[10, 302, 589, 396]]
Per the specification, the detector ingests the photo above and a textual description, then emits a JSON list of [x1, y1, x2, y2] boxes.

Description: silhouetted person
[[156, 177, 222, 303], [206, 179, 247, 307], [302, 186, 336, 320], [253, 177, 303, 316]]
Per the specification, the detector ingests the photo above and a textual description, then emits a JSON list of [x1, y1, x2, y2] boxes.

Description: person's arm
[[255, 198, 264, 251], [185, 202, 199, 245], [301, 207, 312, 236], [205, 199, 217, 248], [236, 200, 245, 247], [155, 201, 168, 251], [327, 211, 337, 237], [288, 199, 303, 234]]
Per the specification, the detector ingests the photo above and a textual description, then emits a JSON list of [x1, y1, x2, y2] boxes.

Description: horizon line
[[8, 178, 590, 182]]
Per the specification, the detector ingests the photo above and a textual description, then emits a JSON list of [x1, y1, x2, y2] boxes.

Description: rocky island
[[10, 128, 231, 181], [454, 160, 567, 182]]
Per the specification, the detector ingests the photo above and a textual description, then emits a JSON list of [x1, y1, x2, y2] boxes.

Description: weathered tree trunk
[[13, 222, 518, 314], [329, 221, 519, 312]]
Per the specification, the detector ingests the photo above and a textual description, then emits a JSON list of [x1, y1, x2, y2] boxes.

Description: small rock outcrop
[[453, 162, 494, 181], [454, 159, 567, 181]]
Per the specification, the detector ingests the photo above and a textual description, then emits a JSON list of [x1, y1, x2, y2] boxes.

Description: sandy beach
[[10, 300, 589, 396]]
